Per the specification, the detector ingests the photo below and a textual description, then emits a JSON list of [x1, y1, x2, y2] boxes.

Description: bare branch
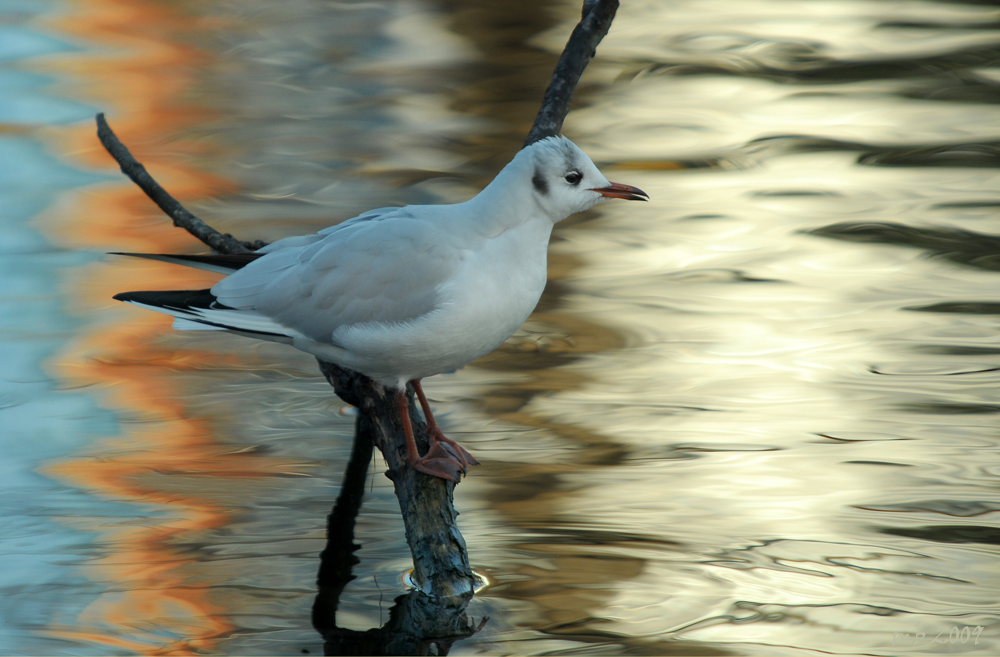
[[524, 0, 619, 146], [317, 361, 476, 598], [96, 113, 259, 255]]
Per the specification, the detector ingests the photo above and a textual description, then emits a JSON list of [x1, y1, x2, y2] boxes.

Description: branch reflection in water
[[312, 430, 486, 655]]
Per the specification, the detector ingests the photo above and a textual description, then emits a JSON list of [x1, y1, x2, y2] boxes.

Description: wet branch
[[312, 389, 484, 654], [98, 0, 618, 600], [316, 362, 475, 598], [524, 0, 619, 146]]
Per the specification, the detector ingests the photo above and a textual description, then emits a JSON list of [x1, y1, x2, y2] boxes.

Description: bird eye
[[564, 171, 583, 185]]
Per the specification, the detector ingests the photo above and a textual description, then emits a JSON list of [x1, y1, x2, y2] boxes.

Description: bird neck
[[464, 159, 555, 236]]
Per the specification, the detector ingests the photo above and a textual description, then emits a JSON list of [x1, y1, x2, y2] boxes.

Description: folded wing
[[114, 205, 465, 346], [216, 207, 463, 342]]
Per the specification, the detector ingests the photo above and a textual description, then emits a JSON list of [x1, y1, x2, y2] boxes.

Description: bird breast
[[443, 218, 553, 353], [330, 217, 553, 384]]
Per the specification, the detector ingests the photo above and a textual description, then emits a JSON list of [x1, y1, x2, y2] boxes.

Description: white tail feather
[[173, 318, 226, 331]]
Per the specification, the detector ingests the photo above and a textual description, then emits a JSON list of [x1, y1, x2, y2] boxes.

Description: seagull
[[112, 136, 648, 481]]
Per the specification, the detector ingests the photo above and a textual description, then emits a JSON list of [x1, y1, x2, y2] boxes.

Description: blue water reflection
[[0, 4, 120, 653], [0, 139, 119, 654]]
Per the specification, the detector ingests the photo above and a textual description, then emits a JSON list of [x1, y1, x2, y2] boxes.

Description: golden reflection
[[424, 2, 1000, 652]]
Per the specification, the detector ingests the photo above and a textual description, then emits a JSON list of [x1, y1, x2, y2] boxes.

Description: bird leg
[[410, 380, 480, 469], [395, 388, 467, 482]]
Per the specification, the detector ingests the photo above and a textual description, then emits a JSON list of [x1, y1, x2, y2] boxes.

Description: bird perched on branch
[[113, 136, 647, 481]]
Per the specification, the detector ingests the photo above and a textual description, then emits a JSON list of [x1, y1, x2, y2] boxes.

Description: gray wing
[[212, 206, 462, 342]]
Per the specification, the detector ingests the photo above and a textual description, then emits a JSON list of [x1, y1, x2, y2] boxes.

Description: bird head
[[521, 136, 648, 220]]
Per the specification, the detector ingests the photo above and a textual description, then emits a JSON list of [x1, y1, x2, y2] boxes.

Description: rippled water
[[3, 0, 1000, 654]]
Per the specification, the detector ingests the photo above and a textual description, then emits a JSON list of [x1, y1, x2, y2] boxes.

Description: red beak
[[590, 181, 649, 201]]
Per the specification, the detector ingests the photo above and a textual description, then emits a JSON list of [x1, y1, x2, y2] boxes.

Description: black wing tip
[[108, 251, 161, 260], [113, 290, 159, 303], [111, 289, 221, 309], [107, 251, 263, 271]]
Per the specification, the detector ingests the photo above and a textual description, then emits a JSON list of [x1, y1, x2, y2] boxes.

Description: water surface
[[2, 0, 999, 654]]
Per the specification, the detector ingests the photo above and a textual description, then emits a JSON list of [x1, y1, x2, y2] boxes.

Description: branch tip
[[95, 113, 254, 255]]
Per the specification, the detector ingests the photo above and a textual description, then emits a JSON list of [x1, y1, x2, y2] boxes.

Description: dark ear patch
[[532, 169, 548, 195]]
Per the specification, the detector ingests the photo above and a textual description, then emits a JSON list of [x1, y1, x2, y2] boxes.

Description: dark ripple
[[736, 135, 1000, 170], [894, 402, 1000, 414], [627, 134, 1000, 172], [879, 525, 1000, 545], [914, 345, 1000, 356], [880, 19, 1000, 29], [897, 71, 1000, 103], [521, 526, 681, 549], [634, 40, 1000, 85], [859, 142, 1000, 168], [935, 200, 1000, 209], [907, 301, 1000, 314], [857, 500, 1000, 517], [808, 222, 1000, 272], [751, 189, 843, 197]]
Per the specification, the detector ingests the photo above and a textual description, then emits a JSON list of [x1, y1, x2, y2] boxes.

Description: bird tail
[[113, 289, 293, 341]]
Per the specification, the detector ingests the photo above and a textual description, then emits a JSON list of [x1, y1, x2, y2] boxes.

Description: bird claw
[[427, 429, 480, 468], [409, 452, 464, 482], [408, 433, 479, 482]]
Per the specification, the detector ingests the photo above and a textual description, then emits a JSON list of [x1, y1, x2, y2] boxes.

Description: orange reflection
[[45, 317, 311, 655], [44, 0, 237, 254], [32, 0, 294, 653]]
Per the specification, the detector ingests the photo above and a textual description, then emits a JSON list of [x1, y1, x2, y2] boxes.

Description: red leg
[[411, 379, 480, 468], [395, 388, 464, 481], [395, 389, 422, 470]]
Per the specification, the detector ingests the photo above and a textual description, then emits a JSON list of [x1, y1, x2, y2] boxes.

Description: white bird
[[113, 136, 647, 481]]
